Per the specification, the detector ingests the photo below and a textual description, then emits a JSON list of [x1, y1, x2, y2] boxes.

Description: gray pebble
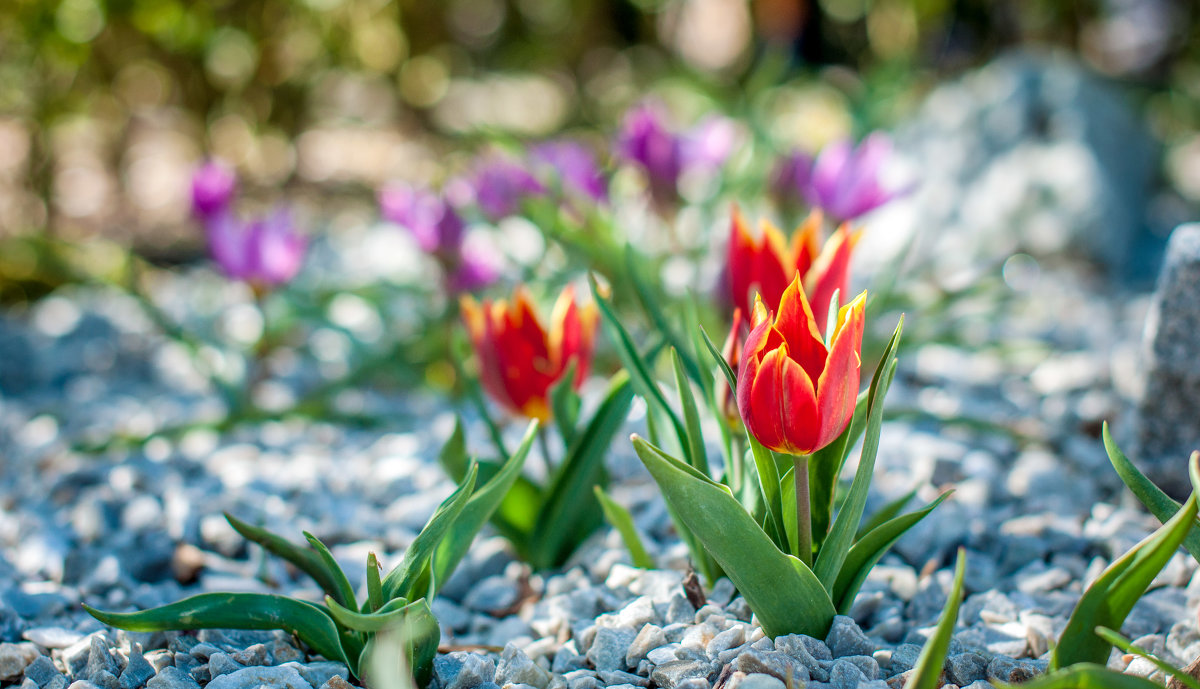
[[204, 654, 242, 680], [25, 656, 64, 688], [732, 651, 807, 684], [649, 660, 711, 689], [23, 630, 84, 650], [625, 625, 666, 668], [203, 665, 313, 689], [119, 645, 155, 689], [496, 643, 550, 689], [673, 679, 709, 689], [229, 645, 270, 667], [0, 643, 43, 681], [283, 662, 348, 688], [946, 652, 988, 686], [826, 617, 875, 659], [434, 652, 496, 689], [827, 659, 869, 689], [986, 656, 1039, 684], [90, 670, 118, 689], [586, 628, 636, 672], [598, 670, 648, 687], [463, 576, 521, 616], [145, 667, 199, 689]]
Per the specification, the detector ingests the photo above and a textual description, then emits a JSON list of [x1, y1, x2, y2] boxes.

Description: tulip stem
[[794, 453, 812, 566]]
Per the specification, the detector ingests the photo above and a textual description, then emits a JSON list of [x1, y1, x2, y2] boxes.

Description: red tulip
[[727, 208, 860, 331], [736, 275, 866, 455], [461, 286, 597, 421]]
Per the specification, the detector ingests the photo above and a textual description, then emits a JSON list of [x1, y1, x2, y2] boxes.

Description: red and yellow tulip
[[736, 274, 866, 455], [727, 208, 860, 332], [461, 286, 597, 421]]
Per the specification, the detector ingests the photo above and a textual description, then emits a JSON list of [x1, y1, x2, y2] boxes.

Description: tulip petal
[[814, 291, 866, 449], [805, 223, 860, 331], [790, 210, 822, 280], [746, 347, 789, 452], [774, 276, 828, 385], [779, 354, 820, 454]]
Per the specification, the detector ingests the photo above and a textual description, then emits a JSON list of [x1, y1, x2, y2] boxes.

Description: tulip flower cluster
[[190, 161, 307, 291]]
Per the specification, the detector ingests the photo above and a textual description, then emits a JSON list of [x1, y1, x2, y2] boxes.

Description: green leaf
[[303, 532, 358, 610], [856, 488, 917, 541], [833, 491, 953, 613], [367, 553, 383, 612], [1104, 422, 1200, 562], [224, 514, 341, 602], [906, 548, 966, 689], [550, 361, 581, 445], [594, 486, 656, 569], [747, 434, 786, 547], [672, 348, 709, 476], [1050, 454, 1200, 670], [382, 464, 479, 600], [698, 324, 737, 395], [589, 274, 687, 449], [84, 594, 350, 671], [434, 420, 537, 588], [624, 245, 704, 387], [438, 418, 470, 483], [809, 389, 868, 548], [813, 317, 903, 591], [1095, 626, 1200, 689], [997, 664, 1164, 689], [326, 596, 417, 632], [632, 436, 836, 638], [358, 600, 441, 687], [531, 372, 634, 569]]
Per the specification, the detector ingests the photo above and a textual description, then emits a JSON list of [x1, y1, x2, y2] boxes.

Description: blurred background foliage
[[0, 0, 1198, 302]]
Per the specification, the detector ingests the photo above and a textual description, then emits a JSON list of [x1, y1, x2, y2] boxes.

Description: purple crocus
[[191, 160, 237, 220], [616, 102, 734, 206], [206, 208, 307, 288], [469, 157, 545, 222], [805, 133, 907, 221], [531, 140, 607, 203], [769, 150, 814, 210], [379, 183, 464, 254]]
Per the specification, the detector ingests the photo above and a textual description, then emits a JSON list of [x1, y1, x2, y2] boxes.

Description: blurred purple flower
[[448, 239, 502, 292], [531, 140, 607, 203], [191, 160, 237, 220], [379, 183, 464, 253], [206, 208, 307, 287], [470, 157, 545, 222], [770, 150, 814, 206], [616, 103, 682, 194], [681, 116, 736, 171], [805, 133, 908, 221]]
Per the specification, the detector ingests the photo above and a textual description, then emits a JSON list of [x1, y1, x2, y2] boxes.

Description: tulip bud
[[206, 207, 307, 289], [736, 275, 866, 455], [805, 133, 910, 222], [461, 286, 597, 421], [191, 160, 237, 220]]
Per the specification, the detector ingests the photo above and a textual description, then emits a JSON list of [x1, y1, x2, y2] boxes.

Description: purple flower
[[379, 183, 464, 253], [206, 208, 307, 287], [770, 150, 814, 206], [191, 160, 237, 220], [531, 140, 607, 203], [805, 133, 908, 221], [470, 157, 545, 222], [681, 116, 735, 171], [448, 238, 502, 292], [616, 103, 683, 194]]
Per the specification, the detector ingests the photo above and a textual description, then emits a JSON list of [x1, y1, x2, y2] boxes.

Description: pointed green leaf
[[833, 491, 953, 613], [434, 420, 537, 588], [589, 274, 687, 447], [382, 464, 478, 600], [747, 434, 786, 547], [1104, 422, 1200, 562], [366, 553, 383, 612], [632, 435, 836, 638], [360, 599, 441, 687], [857, 488, 918, 541], [531, 372, 634, 569], [326, 596, 420, 632], [595, 486, 655, 569], [997, 664, 1164, 689], [224, 514, 341, 601], [438, 418, 469, 483], [624, 245, 704, 387], [303, 532, 358, 609], [813, 317, 903, 591], [1095, 626, 1200, 689], [84, 594, 350, 670], [809, 389, 868, 549], [1050, 455, 1200, 670], [550, 361, 581, 445], [672, 348, 709, 476], [905, 548, 966, 689], [699, 324, 736, 394]]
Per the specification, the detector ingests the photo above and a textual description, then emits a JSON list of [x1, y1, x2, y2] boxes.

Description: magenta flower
[[191, 160, 237, 220], [531, 140, 607, 203], [379, 183, 464, 254], [805, 133, 908, 221], [206, 208, 307, 288], [470, 157, 545, 222], [770, 150, 814, 207], [448, 240, 502, 292], [615, 102, 733, 205]]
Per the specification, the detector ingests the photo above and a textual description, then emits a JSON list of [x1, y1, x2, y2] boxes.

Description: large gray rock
[[1130, 223, 1200, 496], [0, 643, 41, 681]]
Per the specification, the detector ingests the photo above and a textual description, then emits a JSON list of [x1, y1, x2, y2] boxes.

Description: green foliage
[[1002, 665, 1168, 689], [631, 317, 944, 638], [594, 486, 656, 570], [1050, 453, 1200, 671], [906, 549, 967, 689], [1096, 627, 1200, 689], [439, 372, 634, 571], [86, 426, 538, 685]]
